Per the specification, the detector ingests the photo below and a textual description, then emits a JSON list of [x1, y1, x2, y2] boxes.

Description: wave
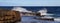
[[38, 8, 54, 16], [11, 6, 32, 12]]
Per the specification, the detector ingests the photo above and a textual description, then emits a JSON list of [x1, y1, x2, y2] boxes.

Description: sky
[[0, 0, 60, 6]]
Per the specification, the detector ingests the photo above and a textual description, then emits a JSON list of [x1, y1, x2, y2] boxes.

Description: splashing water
[[37, 8, 60, 22], [38, 8, 54, 16], [11, 6, 32, 12], [11, 7, 60, 22]]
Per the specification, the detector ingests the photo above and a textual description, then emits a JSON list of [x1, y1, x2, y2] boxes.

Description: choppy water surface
[[22, 16, 60, 23]]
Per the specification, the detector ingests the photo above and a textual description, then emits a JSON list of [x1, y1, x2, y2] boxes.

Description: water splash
[[11, 6, 32, 12], [37, 8, 60, 22], [38, 8, 54, 16]]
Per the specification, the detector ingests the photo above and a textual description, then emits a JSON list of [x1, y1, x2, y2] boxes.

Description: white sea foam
[[11, 6, 32, 12], [38, 8, 54, 16], [54, 18, 60, 22]]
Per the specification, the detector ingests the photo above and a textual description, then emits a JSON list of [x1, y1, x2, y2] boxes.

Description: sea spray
[[38, 8, 54, 16], [11, 6, 32, 12]]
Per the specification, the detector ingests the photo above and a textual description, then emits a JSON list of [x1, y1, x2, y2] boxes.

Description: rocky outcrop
[[36, 13, 45, 17], [0, 9, 21, 23]]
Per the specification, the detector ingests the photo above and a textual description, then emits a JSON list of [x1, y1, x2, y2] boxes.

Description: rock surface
[[0, 9, 21, 23]]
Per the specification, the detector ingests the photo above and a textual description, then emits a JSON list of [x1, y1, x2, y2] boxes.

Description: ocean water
[[0, 6, 60, 23], [0, 6, 60, 17], [22, 16, 60, 23]]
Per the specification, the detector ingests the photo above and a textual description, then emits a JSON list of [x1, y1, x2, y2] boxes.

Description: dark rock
[[36, 17, 54, 21]]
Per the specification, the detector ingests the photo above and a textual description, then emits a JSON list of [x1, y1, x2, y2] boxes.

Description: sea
[[22, 16, 60, 23], [0, 6, 60, 23]]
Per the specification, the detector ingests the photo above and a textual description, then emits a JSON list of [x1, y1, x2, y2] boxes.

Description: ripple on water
[[22, 16, 60, 23]]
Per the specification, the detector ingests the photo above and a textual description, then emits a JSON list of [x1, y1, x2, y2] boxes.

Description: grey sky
[[0, 0, 60, 6]]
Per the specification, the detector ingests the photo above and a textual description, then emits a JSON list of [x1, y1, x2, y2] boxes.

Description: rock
[[36, 17, 54, 21], [0, 9, 21, 23], [36, 13, 45, 17]]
